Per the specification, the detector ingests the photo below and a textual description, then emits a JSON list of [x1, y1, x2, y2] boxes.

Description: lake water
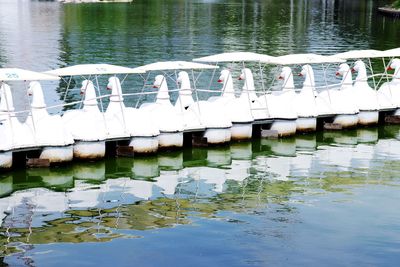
[[2, 126, 400, 266], [1, 0, 400, 266]]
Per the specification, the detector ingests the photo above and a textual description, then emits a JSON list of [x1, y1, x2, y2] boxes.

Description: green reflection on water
[[0, 125, 399, 257]]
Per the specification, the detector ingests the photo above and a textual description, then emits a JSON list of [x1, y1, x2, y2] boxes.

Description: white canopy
[[45, 64, 145, 77], [334, 49, 384, 59], [266, 53, 346, 65], [0, 68, 60, 82], [380, 48, 400, 58], [140, 61, 218, 71], [193, 52, 276, 63]]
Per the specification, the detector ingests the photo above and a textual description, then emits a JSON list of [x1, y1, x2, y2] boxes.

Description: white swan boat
[[334, 49, 399, 115], [27, 81, 75, 163], [193, 52, 297, 137], [214, 69, 254, 140], [139, 61, 232, 145], [140, 74, 184, 148], [378, 58, 400, 114], [0, 68, 61, 168], [351, 60, 380, 125], [279, 66, 317, 132], [318, 63, 359, 128], [106, 76, 160, 153], [176, 70, 233, 143], [62, 80, 107, 159], [265, 54, 346, 126], [0, 83, 19, 168], [46, 64, 148, 158]]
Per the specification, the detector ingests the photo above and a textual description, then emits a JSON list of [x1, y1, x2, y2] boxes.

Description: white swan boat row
[[0, 48, 399, 169]]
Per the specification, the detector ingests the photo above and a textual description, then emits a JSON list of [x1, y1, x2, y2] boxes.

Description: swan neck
[[283, 73, 295, 90], [156, 82, 170, 104], [222, 75, 235, 97], [341, 71, 353, 85], [110, 83, 124, 102], [356, 67, 368, 82], [31, 87, 47, 109], [303, 75, 315, 88], [84, 86, 98, 106], [0, 85, 15, 112], [180, 77, 192, 96], [242, 76, 255, 91]]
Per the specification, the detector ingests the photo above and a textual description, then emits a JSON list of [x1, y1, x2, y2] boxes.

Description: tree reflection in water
[[1, 125, 400, 261]]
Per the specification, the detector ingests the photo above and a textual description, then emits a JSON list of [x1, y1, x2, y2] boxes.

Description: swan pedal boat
[[0, 68, 70, 168], [46, 64, 159, 158], [334, 49, 400, 119], [193, 52, 299, 137], [139, 61, 233, 145]]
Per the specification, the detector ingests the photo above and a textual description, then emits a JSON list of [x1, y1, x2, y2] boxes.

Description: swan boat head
[[298, 65, 316, 88], [153, 75, 171, 105], [176, 71, 195, 109], [28, 81, 46, 108], [217, 69, 235, 98], [238, 68, 257, 101], [107, 76, 124, 102], [352, 60, 368, 83], [81, 80, 98, 106], [388, 58, 400, 80], [336, 63, 353, 87], [279, 66, 295, 90]]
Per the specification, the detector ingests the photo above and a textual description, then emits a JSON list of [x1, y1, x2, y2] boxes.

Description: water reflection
[[1, 125, 400, 262]]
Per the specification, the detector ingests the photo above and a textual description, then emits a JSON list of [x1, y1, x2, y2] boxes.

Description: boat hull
[[296, 117, 317, 132], [158, 132, 183, 149], [73, 141, 106, 160], [204, 127, 231, 144], [129, 136, 159, 154], [358, 111, 379, 126], [231, 123, 252, 141], [270, 119, 297, 137], [40, 146, 74, 163], [333, 114, 359, 128], [0, 151, 12, 169]]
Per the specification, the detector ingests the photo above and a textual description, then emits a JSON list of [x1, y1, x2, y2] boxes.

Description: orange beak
[[217, 79, 222, 83]]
